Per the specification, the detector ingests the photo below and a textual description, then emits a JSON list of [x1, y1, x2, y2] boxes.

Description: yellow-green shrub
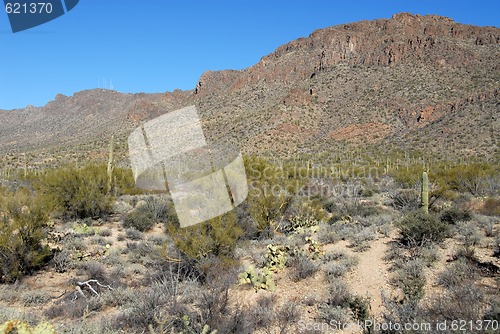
[[245, 156, 303, 237], [37, 164, 112, 219], [480, 197, 500, 216], [166, 211, 242, 260], [0, 190, 52, 283], [112, 167, 142, 195]]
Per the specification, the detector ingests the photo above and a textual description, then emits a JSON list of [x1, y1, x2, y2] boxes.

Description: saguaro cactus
[[421, 171, 429, 214], [107, 135, 115, 192]]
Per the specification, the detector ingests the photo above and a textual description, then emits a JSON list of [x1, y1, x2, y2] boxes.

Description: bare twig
[[75, 279, 113, 298]]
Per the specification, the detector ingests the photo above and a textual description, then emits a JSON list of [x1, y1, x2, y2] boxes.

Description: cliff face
[[194, 13, 499, 96], [191, 13, 499, 159], [0, 13, 498, 163]]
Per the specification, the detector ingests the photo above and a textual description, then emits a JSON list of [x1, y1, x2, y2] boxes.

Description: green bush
[[37, 164, 112, 219], [391, 189, 420, 212], [123, 207, 155, 232], [112, 167, 142, 195], [439, 208, 472, 224], [245, 156, 301, 238], [397, 210, 451, 246], [166, 211, 243, 261], [124, 196, 177, 232], [480, 197, 500, 216], [0, 191, 52, 282]]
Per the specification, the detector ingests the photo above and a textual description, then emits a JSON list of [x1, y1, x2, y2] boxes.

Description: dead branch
[[75, 279, 113, 299]]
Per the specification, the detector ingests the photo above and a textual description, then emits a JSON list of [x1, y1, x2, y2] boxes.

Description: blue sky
[[0, 0, 498, 110]]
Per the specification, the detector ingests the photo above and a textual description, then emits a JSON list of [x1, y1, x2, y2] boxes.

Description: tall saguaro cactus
[[107, 135, 115, 192], [421, 171, 429, 214]]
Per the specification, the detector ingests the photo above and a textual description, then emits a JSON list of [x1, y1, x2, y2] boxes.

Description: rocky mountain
[[0, 13, 498, 167]]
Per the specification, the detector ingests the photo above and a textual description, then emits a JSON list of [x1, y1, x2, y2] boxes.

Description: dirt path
[[325, 235, 393, 320]]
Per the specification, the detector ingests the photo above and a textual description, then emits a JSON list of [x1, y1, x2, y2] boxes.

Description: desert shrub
[[83, 260, 109, 283], [22, 290, 50, 306], [247, 295, 274, 330], [123, 207, 155, 232], [381, 293, 422, 334], [325, 222, 359, 243], [245, 156, 301, 238], [347, 296, 370, 322], [396, 210, 451, 246], [323, 200, 338, 213], [378, 223, 393, 237], [427, 281, 485, 323], [494, 238, 500, 258], [390, 189, 420, 212], [0, 190, 52, 282], [274, 301, 299, 334], [319, 280, 370, 324], [323, 252, 358, 281], [0, 284, 21, 303], [317, 304, 352, 326], [112, 167, 141, 195], [456, 221, 484, 247], [484, 301, 500, 322], [90, 235, 110, 246], [61, 233, 86, 251], [392, 163, 499, 197], [418, 244, 440, 265], [289, 254, 318, 281], [439, 258, 477, 288], [197, 277, 232, 331], [317, 222, 341, 244], [114, 264, 194, 333], [440, 207, 472, 224], [98, 228, 112, 237], [116, 281, 179, 330], [391, 259, 426, 302], [142, 196, 170, 219], [125, 228, 143, 240], [348, 226, 376, 252], [123, 197, 172, 232], [38, 164, 113, 219], [476, 216, 496, 237], [325, 279, 352, 307], [166, 211, 243, 261], [133, 262, 244, 334], [344, 203, 382, 217], [317, 280, 353, 325], [391, 165, 422, 188], [43, 303, 65, 319], [45, 294, 99, 320], [52, 249, 73, 273], [480, 197, 500, 216], [360, 187, 375, 197], [443, 163, 499, 196]]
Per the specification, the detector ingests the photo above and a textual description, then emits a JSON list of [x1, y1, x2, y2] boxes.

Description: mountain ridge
[[0, 13, 498, 167]]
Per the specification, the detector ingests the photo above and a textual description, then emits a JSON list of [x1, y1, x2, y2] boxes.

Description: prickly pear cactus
[[0, 320, 56, 334], [264, 244, 287, 271], [305, 236, 324, 259], [238, 266, 276, 292], [259, 267, 276, 292], [200, 324, 218, 334], [238, 265, 257, 285]]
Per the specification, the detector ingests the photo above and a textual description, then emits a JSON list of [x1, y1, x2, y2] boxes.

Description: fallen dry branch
[[73, 279, 114, 299]]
